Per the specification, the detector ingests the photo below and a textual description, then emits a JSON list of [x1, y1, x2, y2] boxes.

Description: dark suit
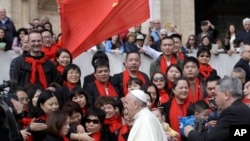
[[235, 30, 250, 45], [83, 73, 95, 89], [187, 100, 250, 141], [234, 58, 250, 82], [85, 82, 119, 106], [111, 71, 150, 97]]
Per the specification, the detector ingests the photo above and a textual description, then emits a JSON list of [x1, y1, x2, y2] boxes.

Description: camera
[[194, 117, 206, 132]]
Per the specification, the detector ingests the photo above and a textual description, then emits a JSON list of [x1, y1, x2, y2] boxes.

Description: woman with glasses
[[151, 72, 170, 105], [84, 107, 115, 141], [185, 34, 199, 54], [197, 47, 218, 80]]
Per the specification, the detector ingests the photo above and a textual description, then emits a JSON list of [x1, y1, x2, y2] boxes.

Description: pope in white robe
[[124, 90, 167, 141]]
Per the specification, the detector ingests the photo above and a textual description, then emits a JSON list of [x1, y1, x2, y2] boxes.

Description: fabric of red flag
[[58, 0, 149, 58]]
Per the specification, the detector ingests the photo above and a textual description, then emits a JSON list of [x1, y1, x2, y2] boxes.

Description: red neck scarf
[[57, 65, 64, 74], [118, 124, 130, 141], [159, 89, 169, 104], [178, 52, 185, 61], [199, 64, 213, 79], [167, 81, 174, 89], [243, 98, 250, 105], [41, 44, 60, 60], [122, 70, 146, 96], [20, 117, 33, 129], [81, 107, 87, 115], [104, 116, 122, 133], [25, 56, 47, 89], [91, 131, 101, 141], [95, 80, 118, 97], [63, 81, 76, 91], [169, 98, 190, 141], [188, 78, 203, 103], [63, 136, 70, 141], [160, 55, 177, 74]]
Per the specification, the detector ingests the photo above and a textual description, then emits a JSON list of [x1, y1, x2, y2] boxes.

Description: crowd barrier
[[0, 51, 241, 84]]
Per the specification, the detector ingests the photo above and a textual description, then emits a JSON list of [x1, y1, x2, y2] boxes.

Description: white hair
[[242, 17, 250, 25]]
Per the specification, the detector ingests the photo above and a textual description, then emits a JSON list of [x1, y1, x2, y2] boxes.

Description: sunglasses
[[153, 77, 165, 82], [86, 119, 100, 124]]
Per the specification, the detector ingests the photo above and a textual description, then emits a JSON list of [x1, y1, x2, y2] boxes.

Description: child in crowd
[[151, 108, 179, 141], [186, 100, 210, 133], [127, 78, 143, 92]]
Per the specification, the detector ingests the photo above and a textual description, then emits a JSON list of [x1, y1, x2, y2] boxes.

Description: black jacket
[[187, 99, 250, 141], [43, 134, 65, 141], [9, 53, 59, 88], [234, 58, 250, 82], [111, 71, 150, 97]]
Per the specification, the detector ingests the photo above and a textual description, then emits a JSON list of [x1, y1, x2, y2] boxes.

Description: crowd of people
[[1, 5, 250, 141]]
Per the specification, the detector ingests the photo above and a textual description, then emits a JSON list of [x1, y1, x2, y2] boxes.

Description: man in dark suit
[[184, 76, 250, 141], [234, 44, 250, 82], [235, 18, 250, 45]]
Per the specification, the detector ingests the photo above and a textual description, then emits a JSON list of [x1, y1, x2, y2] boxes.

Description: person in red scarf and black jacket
[[149, 36, 183, 78], [84, 107, 115, 141], [196, 47, 218, 80], [111, 51, 149, 97], [9, 30, 59, 89], [83, 51, 109, 89], [86, 59, 120, 106], [57, 64, 81, 107], [95, 96, 123, 140], [41, 29, 61, 61], [182, 56, 207, 103]]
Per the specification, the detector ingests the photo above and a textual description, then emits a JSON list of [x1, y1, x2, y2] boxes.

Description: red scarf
[[199, 64, 213, 79], [95, 80, 118, 97], [167, 81, 174, 89], [63, 136, 70, 141], [91, 131, 101, 141], [63, 81, 76, 91], [169, 98, 190, 141], [160, 55, 177, 74], [159, 89, 169, 104], [178, 52, 185, 61], [122, 70, 146, 96], [41, 44, 60, 60], [104, 116, 122, 133], [25, 56, 47, 89], [81, 107, 87, 115], [118, 124, 130, 141], [188, 78, 203, 103], [20, 117, 33, 129], [242, 98, 250, 106], [57, 65, 64, 74]]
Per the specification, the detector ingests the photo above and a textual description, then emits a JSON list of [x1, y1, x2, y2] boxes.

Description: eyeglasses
[[18, 98, 29, 102], [199, 55, 210, 58], [86, 118, 100, 124], [153, 77, 165, 82]]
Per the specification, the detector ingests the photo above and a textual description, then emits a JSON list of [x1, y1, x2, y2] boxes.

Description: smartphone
[[208, 98, 217, 109]]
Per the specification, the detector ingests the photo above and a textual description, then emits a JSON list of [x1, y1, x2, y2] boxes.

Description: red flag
[[59, 0, 149, 58]]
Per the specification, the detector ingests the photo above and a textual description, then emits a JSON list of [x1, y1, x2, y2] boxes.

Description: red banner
[[58, 0, 149, 58]]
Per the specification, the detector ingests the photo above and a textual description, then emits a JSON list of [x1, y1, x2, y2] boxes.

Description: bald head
[[0, 6, 6, 20]]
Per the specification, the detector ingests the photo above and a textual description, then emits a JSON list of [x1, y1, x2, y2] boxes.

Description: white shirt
[[143, 45, 161, 60], [128, 108, 167, 141]]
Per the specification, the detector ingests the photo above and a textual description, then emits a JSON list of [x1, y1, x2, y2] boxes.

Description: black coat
[[9, 53, 59, 88], [85, 81, 119, 106], [83, 73, 95, 89], [234, 58, 250, 82], [187, 99, 250, 141], [43, 134, 64, 141], [111, 71, 150, 97]]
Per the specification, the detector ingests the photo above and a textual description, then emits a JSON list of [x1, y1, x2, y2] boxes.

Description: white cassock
[[128, 108, 167, 141]]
